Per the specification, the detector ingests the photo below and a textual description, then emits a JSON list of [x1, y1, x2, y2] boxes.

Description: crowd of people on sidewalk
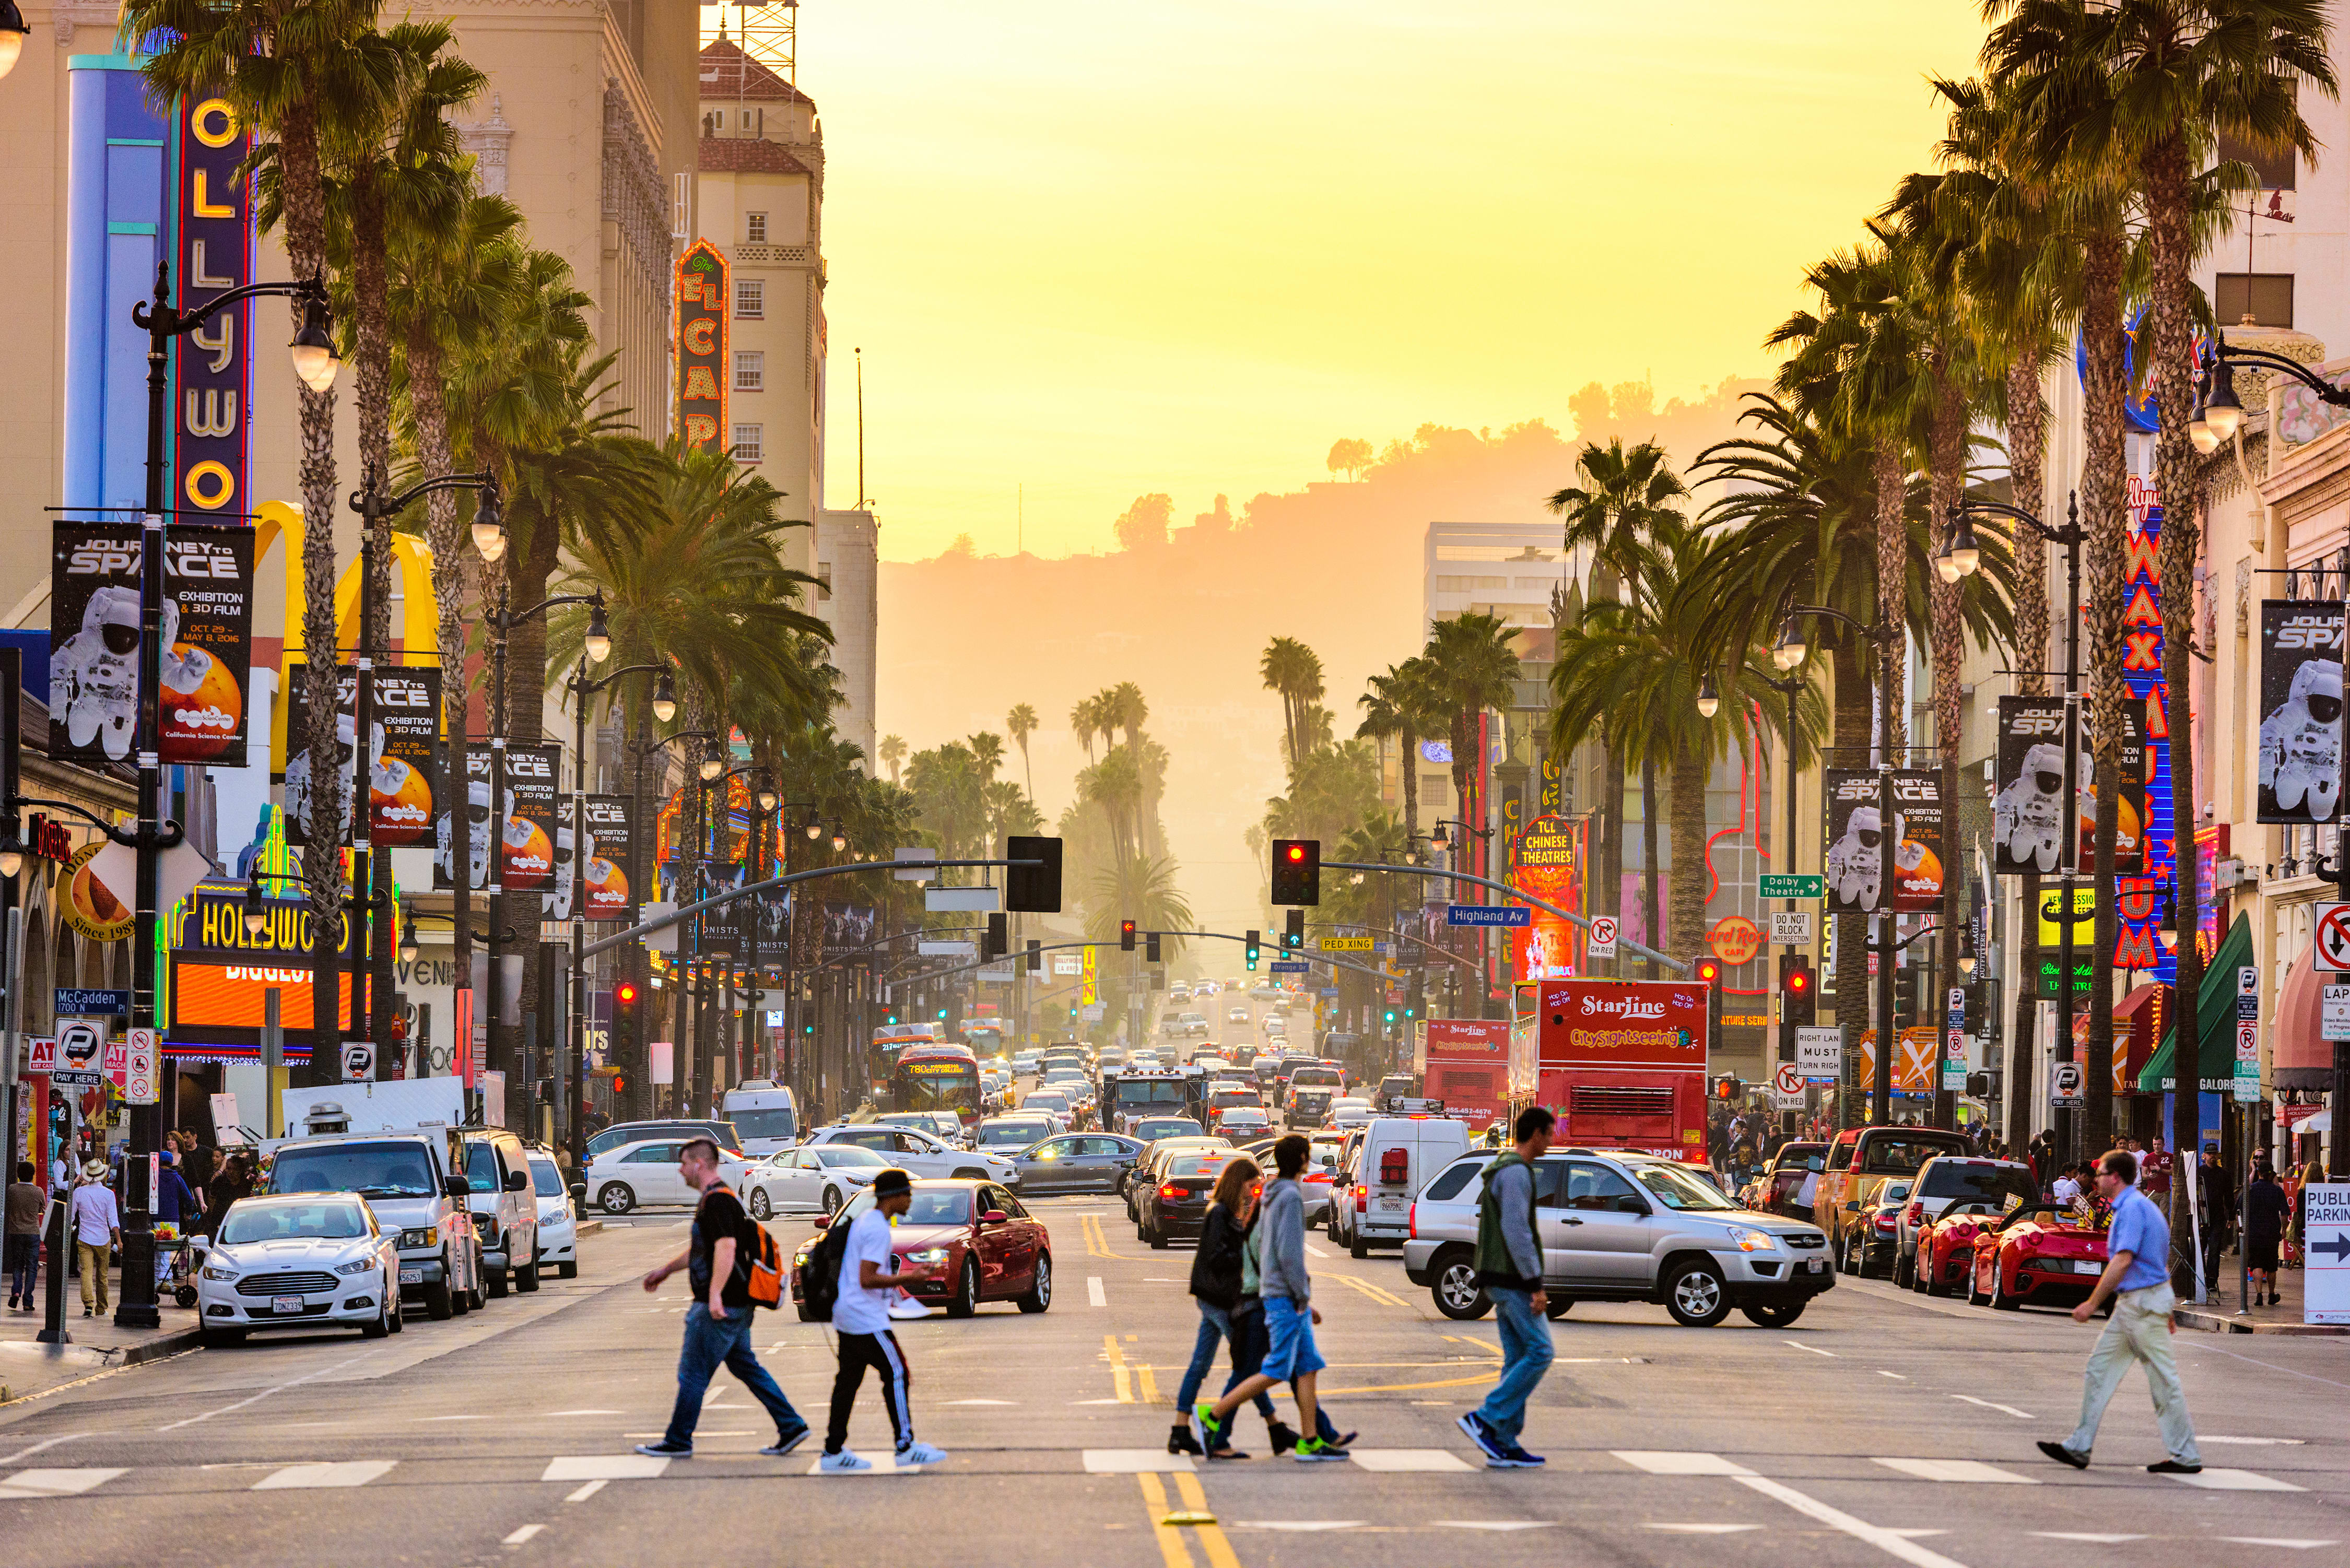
[[2, 1128, 257, 1317]]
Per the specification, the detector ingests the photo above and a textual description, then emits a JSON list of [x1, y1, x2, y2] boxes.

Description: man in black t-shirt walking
[[636, 1138, 808, 1459]]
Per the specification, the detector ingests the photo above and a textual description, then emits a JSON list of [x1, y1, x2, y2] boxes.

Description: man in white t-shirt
[[68, 1161, 121, 1317], [819, 1168, 947, 1473]]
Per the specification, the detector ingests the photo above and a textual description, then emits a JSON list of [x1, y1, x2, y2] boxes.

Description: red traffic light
[[616, 981, 639, 1005], [1696, 959, 1721, 985], [1786, 967, 1810, 994], [1285, 843, 1306, 863]]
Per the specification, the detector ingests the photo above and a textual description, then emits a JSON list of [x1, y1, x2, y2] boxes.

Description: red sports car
[[1967, 1204, 2109, 1311], [1911, 1202, 2005, 1297]]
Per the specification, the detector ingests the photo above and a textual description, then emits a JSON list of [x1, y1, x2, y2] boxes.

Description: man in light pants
[[2037, 1148, 2203, 1475]]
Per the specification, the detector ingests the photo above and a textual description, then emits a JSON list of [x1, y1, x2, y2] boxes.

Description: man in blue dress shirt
[[2037, 1147, 2202, 1474]]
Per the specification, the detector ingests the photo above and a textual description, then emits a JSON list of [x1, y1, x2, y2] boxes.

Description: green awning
[[2140, 911, 2253, 1093]]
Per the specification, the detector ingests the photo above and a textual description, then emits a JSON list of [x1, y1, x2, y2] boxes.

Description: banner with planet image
[[280, 666, 442, 848], [1990, 696, 2144, 877], [567, 794, 637, 924], [432, 744, 562, 893], [1823, 769, 1943, 914], [49, 521, 255, 768]]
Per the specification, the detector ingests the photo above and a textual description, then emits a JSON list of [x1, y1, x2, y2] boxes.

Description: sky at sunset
[[716, 3, 1988, 560]]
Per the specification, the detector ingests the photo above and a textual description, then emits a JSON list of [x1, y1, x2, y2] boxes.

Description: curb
[[2175, 1305, 2347, 1336], [0, 1324, 204, 1405], [575, 1220, 603, 1237]]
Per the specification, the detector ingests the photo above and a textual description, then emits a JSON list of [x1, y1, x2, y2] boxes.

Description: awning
[[2111, 984, 2165, 1095], [2272, 943, 2332, 1091], [2140, 912, 2253, 1093]]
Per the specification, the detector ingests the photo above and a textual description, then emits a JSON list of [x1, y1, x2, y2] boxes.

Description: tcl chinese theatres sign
[[1535, 979, 1708, 1069], [676, 240, 730, 453]]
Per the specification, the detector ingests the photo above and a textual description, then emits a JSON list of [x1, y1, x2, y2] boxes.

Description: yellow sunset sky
[[725, 2, 1987, 560]]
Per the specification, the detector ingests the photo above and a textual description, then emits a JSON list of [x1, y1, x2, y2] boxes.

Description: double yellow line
[[1139, 1472, 1241, 1568], [1102, 1334, 1161, 1405], [1327, 1272, 1412, 1308], [1080, 1213, 1122, 1259]]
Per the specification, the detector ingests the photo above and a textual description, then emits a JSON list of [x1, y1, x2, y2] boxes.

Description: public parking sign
[[2305, 1184, 2350, 1324]]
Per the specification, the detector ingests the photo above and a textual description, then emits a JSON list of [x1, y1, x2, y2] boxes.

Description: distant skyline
[[720, 2, 1984, 560]]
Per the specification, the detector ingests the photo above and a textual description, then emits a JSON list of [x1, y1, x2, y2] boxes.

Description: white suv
[[798, 1123, 1021, 1186]]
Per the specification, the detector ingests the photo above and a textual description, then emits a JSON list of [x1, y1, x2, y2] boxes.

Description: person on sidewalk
[[2037, 1148, 2203, 1476], [68, 1159, 119, 1317], [635, 1138, 809, 1461], [2245, 1160, 2288, 1308], [1460, 1106, 1557, 1469], [7, 1161, 44, 1311], [1169, 1157, 1285, 1456], [820, 1168, 947, 1472], [1191, 1134, 1349, 1462]]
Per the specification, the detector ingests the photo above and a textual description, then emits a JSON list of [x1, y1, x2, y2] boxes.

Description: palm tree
[[1005, 703, 1038, 798], [1108, 682, 1148, 753], [968, 732, 1006, 783], [1086, 853, 1193, 953], [1357, 658, 1442, 852], [1421, 612, 1520, 915], [1068, 697, 1099, 765], [878, 735, 907, 784], [1260, 637, 1324, 774]]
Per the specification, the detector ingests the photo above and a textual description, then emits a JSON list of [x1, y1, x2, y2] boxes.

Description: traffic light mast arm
[[892, 931, 1396, 987], [1323, 859, 1693, 976], [578, 858, 1038, 961]]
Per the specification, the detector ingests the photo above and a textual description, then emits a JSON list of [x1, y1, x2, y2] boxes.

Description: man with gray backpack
[[1459, 1106, 1555, 1468]]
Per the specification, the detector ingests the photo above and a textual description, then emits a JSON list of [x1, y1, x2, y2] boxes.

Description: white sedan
[[195, 1194, 404, 1346], [795, 1123, 1022, 1186], [585, 1138, 756, 1215], [525, 1148, 580, 1279], [742, 1143, 888, 1219]]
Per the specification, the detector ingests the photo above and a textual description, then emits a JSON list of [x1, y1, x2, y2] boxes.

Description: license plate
[[1377, 1197, 1405, 1210], [1806, 1259, 1827, 1273], [272, 1295, 304, 1315], [400, 1267, 422, 1284], [2073, 1259, 2104, 1275]]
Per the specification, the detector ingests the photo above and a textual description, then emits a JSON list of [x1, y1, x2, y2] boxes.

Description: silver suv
[[1401, 1149, 1834, 1328]]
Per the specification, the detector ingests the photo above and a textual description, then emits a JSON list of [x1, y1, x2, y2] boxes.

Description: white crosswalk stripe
[[1872, 1458, 2038, 1484], [1082, 1449, 1192, 1473], [2163, 1468, 2304, 1492], [253, 1461, 396, 1490], [1348, 1448, 1473, 1472], [0, 1468, 123, 1500], [540, 1455, 669, 1482], [1613, 1450, 1755, 1476]]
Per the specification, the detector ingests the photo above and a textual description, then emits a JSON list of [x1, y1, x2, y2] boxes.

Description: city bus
[[889, 1042, 984, 1128]]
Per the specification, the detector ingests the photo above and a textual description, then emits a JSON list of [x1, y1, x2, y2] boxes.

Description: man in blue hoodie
[[1460, 1106, 1555, 1468]]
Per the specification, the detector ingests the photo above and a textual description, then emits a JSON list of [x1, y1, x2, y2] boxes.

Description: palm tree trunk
[[1873, 443, 1910, 756], [1640, 756, 1661, 977], [1667, 749, 1707, 966], [352, 170, 400, 1063], [497, 509, 561, 1092], [2080, 222, 2128, 1160], [2008, 351, 2049, 1153], [1930, 364, 1964, 1131], [1831, 638, 1869, 1127], [1601, 745, 1624, 980], [1400, 721, 1419, 852], [410, 321, 474, 1082], [2145, 136, 2205, 1283]]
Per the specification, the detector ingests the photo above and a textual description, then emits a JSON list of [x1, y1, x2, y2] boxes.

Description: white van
[[719, 1080, 802, 1156], [1349, 1116, 1473, 1255]]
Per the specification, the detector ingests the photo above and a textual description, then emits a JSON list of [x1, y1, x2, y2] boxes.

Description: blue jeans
[[5, 1233, 34, 1301], [1474, 1287, 1554, 1446], [664, 1302, 804, 1447], [1177, 1301, 1276, 1418]]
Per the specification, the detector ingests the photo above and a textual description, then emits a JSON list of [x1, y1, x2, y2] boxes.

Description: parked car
[[741, 1142, 888, 1218], [584, 1138, 757, 1215], [1139, 1152, 1235, 1248], [460, 1128, 542, 1298], [1749, 1141, 1827, 1221], [1890, 1157, 2042, 1288], [1912, 1200, 2010, 1298], [719, 1081, 802, 1155], [524, 1146, 579, 1280], [1402, 1150, 1834, 1327], [1970, 1202, 2111, 1311], [585, 1119, 743, 1162], [974, 1115, 1058, 1153], [1013, 1133, 1141, 1194], [194, 1194, 404, 1345], [1847, 1180, 1915, 1279], [796, 1123, 1020, 1185], [879, 1111, 970, 1149], [263, 1126, 483, 1321], [789, 1179, 1051, 1319], [1341, 1115, 1472, 1257], [1814, 1125, 1972, 1270]]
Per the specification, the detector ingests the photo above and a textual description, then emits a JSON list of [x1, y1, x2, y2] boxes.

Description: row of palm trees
[[120, 0, 868, 1089]]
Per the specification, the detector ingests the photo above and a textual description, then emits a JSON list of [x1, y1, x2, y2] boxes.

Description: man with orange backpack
[[637, 1137, 809, 1459]]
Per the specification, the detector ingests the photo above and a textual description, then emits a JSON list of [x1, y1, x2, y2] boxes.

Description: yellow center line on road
[[1103, 1335, 1135, 1404], [1136, 1473, 1196, 1568], [1444, 1333, 1502, 1357], [1080, 1213, 1126, 1259], [1171, 1471, 1244, 1568], [1329, 1274, 1411, 1308]]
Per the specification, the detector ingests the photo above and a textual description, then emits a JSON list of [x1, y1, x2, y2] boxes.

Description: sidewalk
[[0, 1281, 206, 1407], [2174, 1246, 2344, 1336]]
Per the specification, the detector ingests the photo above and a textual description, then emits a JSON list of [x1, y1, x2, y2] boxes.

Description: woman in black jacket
[[1169, 1158, 1290, 1456]]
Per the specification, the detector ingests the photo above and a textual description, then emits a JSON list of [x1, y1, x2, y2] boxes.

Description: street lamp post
[[1706, 666, 1810, 1083], [1945, 495, 2088, 1160], [1776, 602, 1900, 1127], [114, 264, 337, 1327]]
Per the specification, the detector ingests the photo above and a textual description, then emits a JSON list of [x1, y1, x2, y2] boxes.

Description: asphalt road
[[0, 1183, 2342, 1567]]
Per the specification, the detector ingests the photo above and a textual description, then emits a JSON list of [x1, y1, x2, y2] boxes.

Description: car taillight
[[1875, 1212, 1896, 1233], [1906, 1202, 1925, 1229], [1408, 1201, 1417, 1240], [1355, 1185, 1367, 1213], [1159, 1183, 1183, 1200]]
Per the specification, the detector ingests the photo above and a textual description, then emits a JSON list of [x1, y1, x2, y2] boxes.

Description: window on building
[[736, 278, 764, 319], [731, 424, 763, 463], [745, 211, 768, 243], [2215, 272, 2294, 328], [734, 350, 765, 392], [2217, 129, 2295, 191]]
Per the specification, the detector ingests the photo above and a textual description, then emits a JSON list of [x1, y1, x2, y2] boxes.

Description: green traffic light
[[936, 1008, 948, 1019]]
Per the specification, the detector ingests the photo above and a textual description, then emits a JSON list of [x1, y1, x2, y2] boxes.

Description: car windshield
[[1630, 1162, 1740, 1211], [728, 1107, 799, 1139], [268, 1141, 439, 1199], [1860, 1136, 1966, 1175], [1133, 1118, 1202, 1139], [528, 1159, 565, 1198], [979, 1121, 1050, 1148], [838, 1187, 971, 1227], [816, 1146, 888, 1168], [1919, 1163, 2040, 1205], [464, 1142, 505, 1193], [1773, 1146, 1826, 1172], [219, 1201, 369, 1245], [1025, 1095, 1070, 1112]]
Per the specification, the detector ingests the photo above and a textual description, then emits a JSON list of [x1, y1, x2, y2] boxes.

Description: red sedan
[[1911, 1202, 2005, 1297], [1968, 1204, 2109, 1311], [790, 1178, 1052, 1319]]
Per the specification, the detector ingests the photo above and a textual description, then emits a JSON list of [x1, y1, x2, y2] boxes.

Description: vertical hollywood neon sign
[[2118, 484, 2173, 981]]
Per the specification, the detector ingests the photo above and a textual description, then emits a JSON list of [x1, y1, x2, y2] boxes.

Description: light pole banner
[[434, 745, 561, 892], [1822, 769, 1886, 914], [51, 521, 256, 768], [281, 665, 441, 848], [1990, 696, 2145, 877], [575, 795, 637, 923], [2257, 600, 2345, 826]]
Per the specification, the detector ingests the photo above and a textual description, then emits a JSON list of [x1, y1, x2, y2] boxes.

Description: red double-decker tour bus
[[1510, 978, 1709, 1162]]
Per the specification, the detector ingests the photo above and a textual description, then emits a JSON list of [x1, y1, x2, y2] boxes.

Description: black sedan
[[1139, 1152, 1237, 1249]]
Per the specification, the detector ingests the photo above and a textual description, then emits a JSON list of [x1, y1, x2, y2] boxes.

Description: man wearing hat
[[68, 1159, 120, 1316], [820, 1166, 947, 1472]]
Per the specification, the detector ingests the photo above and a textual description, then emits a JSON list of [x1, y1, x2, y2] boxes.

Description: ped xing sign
[[1448, 904, 1530, 927], [1319, 936, 1374, 951]]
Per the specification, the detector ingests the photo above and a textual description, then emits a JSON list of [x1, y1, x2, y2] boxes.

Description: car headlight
[[398, 1228, 439, 1250], [335, 1257, 380, 1276], [200, 1263, 240, 1281], [906, 1247, 950, 1264], [1726, 1227, 1779, 1253]]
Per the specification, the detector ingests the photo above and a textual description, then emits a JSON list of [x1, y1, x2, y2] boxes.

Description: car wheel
[[1349, 1231, 1369, 1260], [953, 1167, 985, 1181], [558, 1260, 578, 1279], [1924, 1255, 1950, 1298], [822, 1185, 846, 1217], [1545, 1296, 1574, 1319], [1663, 1258, 1733, 1327], [515, 1258, 540, 1293], [1740, 1299, 1805, 1328], [201, 1327, 246, 1348], [451, 1279, 471, 1316], [748, 1187, 773, 1221], [946, 1256, 980, 1319], [1894, 1250, 1915, 1290], [361, 1293, 392, 1338], [1966, 1262, 1989, 1306], [423, 1280, 454, 1321], [486, 1264, 510, 1300], [1149, 1220, 1169, 1250], [599, 1183, 636, 1216], [1018, 1254, 1052, 1313], [1991, 1260, 2020, 1310], [1430, 1249, 1490, 1320]]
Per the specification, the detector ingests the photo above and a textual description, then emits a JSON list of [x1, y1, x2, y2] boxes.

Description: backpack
[[742, 1221, 784, 1309], [798, 1216, 853, 1323]]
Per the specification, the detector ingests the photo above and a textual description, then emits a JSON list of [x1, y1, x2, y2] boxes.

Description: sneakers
[[896, 1441, 948, 1466], [1458, 1412, 1506, 1464], [1190, 1401, 1230, 1456], [633, 1439, 694, 1459], [1499, 1443, 1546, 1469], [1168, 1421, 1203, 1456], [2146, 1459, 2202, 1475], [760, 1425, 811, 1458], [1292, 1436, 1348, 1462], [818, 1449, 872, 1473], [2036, 1440, 2088, 1470]]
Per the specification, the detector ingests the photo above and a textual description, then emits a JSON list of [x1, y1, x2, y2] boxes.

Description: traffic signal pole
[[1322, 860, 1692, 976]]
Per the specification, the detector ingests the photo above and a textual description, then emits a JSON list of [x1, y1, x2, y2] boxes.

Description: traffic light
[[1283, 908, 1305, 950], [1120, 919, 1136, 952], [986, 911, 1008, 959], [936, 1007, 948, 1020], [1005, 834, 1064, 913], [1146, 930, 1162, 963], [1893, 960, 1919, 1024], [1271, 838, 1321, 905], [1778, 953, 1816, 1028], [1696, 957, 1724, 1042], [612, 978, 641, 1060], [1027, 938, 1042, 973], [1244, 929, 1259, 970]]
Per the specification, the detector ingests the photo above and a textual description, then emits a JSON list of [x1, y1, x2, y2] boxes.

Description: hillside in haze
[[874, 375, 1769, 935]]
